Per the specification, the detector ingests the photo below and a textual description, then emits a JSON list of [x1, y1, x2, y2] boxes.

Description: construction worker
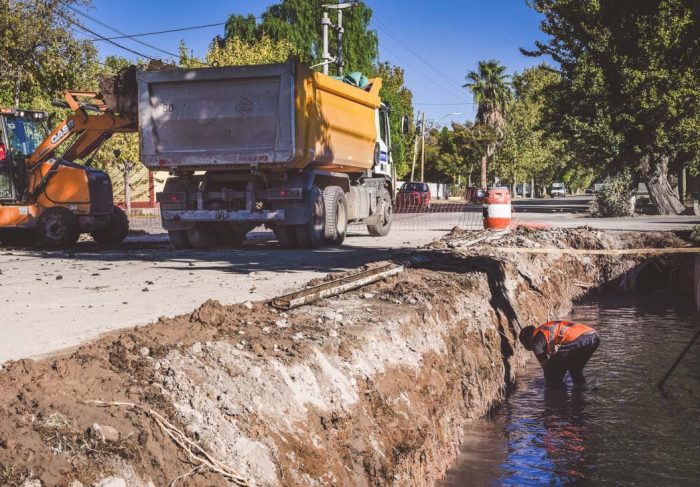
[[519, 321, 600, 387]]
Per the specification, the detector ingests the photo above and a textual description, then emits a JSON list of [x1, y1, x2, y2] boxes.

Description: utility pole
[[420, 112, 426, 182], [321, 2, 356, 76], [410, 111, 421, 181]]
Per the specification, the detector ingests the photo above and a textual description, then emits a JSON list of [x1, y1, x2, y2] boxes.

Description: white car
[[550, 182, 567, 197]]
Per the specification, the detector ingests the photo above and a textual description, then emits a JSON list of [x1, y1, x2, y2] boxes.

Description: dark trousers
[[544, 333, 600, 386]]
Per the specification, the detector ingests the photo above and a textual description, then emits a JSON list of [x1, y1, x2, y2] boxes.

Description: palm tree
[[463, 60, 512, 188]]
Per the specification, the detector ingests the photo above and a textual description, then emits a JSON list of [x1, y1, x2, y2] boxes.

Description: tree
[[463, 60, 512, 188], [494, 64, 571, 195], [525, 0, 700, 214], [0, 0, 98, 108], [219, 0, 378, 76], [372, 63, 414, 178]]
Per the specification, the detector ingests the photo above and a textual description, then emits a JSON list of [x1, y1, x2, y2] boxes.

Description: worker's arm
[[532, 333, 549, 369]]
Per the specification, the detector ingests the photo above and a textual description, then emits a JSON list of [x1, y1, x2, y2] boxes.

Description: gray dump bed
[[138, 61, 295, 170]]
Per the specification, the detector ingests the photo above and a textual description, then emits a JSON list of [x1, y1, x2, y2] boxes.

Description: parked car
[[550, 182, 567, 197], [586, 183, 604, 194], [396, 182, 431, 211]]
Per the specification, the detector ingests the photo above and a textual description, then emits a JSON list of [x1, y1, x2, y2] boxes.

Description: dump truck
[[137, 58, 398, 249]]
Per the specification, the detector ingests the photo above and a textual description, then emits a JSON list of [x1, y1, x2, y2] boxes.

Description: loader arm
[[26, 91, 137, 171]]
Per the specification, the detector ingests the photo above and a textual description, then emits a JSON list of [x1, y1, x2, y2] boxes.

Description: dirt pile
[[0, 228, 690, 486]]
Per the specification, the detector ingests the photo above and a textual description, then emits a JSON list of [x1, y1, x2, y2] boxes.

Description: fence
[[124, 200, 485, 237]]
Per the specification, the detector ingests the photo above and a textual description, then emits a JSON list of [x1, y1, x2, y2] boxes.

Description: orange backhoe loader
[[0, 90, 136, 246]]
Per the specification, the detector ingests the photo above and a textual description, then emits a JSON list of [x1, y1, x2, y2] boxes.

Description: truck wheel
[[168, 230, 191, 249], [187, 224, 218, 249], [90, 206, 129, 244], [38, 207, 79, 247], [367, 190, 393, 237], [274, 225, 298, 248], [323, 186, 347, 245], [295, 186, 325, 248]]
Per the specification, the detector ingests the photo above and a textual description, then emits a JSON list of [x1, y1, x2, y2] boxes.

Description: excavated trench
[[0, 227, 692, 487]]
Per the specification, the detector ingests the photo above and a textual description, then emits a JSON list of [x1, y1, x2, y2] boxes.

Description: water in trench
[[441, 294, 700, 486]]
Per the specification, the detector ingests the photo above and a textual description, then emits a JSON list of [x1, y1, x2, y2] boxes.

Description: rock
[[20, 480, 41, 487], [243, 301, 253, 310], [408, 298, 418, 305], [362, 292, 375, 299], [141, 287, 149, 292], [190, 342, 202, 354], [328, 329, 339, 338], [55, 275, 63, 280], [262, 326, 270, 333], [94, 477, 126, 487], [292, 332, 304, 341], [275, 319, 289, 328], [87, 423, 120, 442], [139, 347, 150, 357], [68, 481, 84, 487]]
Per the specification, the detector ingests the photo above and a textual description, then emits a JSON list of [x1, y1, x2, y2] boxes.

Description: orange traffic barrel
[[483, 187, 511, 230]]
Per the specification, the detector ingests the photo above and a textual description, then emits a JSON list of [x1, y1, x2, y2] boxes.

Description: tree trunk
[[480, 155, 487, 189], [641, 154, 684, 215]]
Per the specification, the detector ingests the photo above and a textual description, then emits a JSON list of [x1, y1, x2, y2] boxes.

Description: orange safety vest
[[534, 321, 595, 355]]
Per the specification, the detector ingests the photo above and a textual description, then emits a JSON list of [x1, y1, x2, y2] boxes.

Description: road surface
[[2, 197, 697, 362]]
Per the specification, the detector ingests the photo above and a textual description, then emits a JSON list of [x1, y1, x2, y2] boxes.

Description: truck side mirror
[[400, 116, 410, 136]]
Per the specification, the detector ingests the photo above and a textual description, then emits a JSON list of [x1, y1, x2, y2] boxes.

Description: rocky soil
[[0, 227, 689, 487]]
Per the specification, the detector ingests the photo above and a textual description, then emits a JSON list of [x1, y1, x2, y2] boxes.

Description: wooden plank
[[270, 263, 404, 310]]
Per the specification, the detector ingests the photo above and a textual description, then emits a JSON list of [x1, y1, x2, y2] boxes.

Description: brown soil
[[0, 228, 690, 487]]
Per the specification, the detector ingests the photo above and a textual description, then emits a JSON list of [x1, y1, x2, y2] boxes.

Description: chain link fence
[[125, 200, 485, 238]]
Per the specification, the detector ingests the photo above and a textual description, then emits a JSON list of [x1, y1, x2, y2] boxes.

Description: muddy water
[[441, 295, 700, 486]]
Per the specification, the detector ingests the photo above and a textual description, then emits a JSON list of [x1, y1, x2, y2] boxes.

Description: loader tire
[[294, 186, 325, 249], [168, 230, 191, 249], [38, 207, 79, 248], [90, 206, 129, 244], [367, 189, 393, 237], [323, 186, 347, 246], [187, 224, 218, 249]]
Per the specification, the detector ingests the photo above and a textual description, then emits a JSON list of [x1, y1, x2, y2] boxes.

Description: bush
[[689, 225, 700, 245], [590, 172, 635, 217]]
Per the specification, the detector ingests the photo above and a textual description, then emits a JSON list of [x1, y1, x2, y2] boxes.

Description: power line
[[372, 17, 472, 100], [57, 10, 158, 61], [374, 29, 471, 103], [89, 22, 228, 41], [415, 102, 477, 106], [65, 4, 185, 62]]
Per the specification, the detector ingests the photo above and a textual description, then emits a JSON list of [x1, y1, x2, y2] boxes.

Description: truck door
[[374, 107, 391, 177]]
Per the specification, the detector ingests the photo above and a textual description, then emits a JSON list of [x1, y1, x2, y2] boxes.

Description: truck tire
[[90, 206, 129, 244], [38, 207, 80, 247], [168, 230, 191, 249], [274, 225, 298, 248], [187, 224, 218, 249], [294, 186, 325, 248], [367, 189, 393, 237], [323, 186, 347, 245]]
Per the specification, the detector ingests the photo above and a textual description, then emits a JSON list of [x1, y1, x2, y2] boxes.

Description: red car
[[395, 182, 431, 211]]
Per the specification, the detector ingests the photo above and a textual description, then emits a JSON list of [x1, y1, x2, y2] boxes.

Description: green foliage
[[494, 64, 566, 188], [463, 60, 512, 130], [371, 63, 413, 178], [591, 172, 634, 217], [526, 0, 700, 213], [219, 0, 378, 75], [0, 0, 99, 108], [180, 35, 298, 69]]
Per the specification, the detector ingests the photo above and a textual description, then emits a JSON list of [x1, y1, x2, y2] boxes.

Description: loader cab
[[0, 109, 48, 200], [374, 104, 392, 177]]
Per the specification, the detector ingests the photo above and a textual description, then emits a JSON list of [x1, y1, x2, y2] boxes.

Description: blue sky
[[85, 0, 548, 125]]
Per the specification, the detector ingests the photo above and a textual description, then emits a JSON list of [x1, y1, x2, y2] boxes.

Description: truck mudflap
[[162, 209, 285, 224]]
